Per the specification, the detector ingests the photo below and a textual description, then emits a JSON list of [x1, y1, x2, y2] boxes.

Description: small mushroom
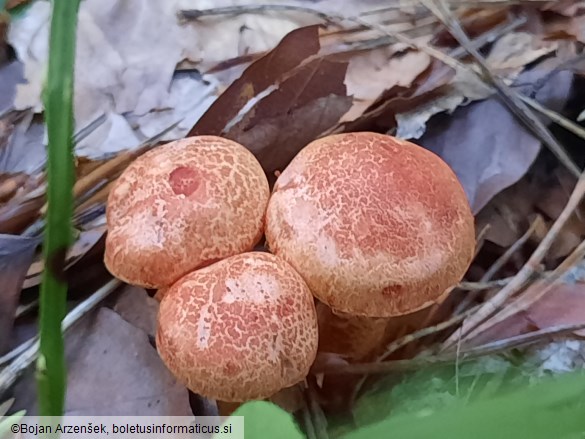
[[104, 136, 270, 289], [266, 132, 475, 359], [156, 252, 319, 402]]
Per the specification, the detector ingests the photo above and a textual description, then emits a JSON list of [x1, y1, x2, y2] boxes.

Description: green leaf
[[226, 401, 305, 439], [341, 371, 585, 439]]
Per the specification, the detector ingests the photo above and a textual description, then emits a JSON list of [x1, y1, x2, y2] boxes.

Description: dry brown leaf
[[339, 47, 431, 122], [416, 63, 574, 214], [113, 285, 158, 338], [0, 234, 39, 353], [544, 14, 585, 44], [475, 178, 540, 248], [336, 59, 456, 135], [13, 308, 191, 415], [542, 1, 585, 17], [395, 64, 492, 140], [486, 32, 558, 73], [471, 283, 585, 346], [191, 25, 351, 179], [6, 0, 30, 9], [0, 173, 28, 203], [22, 227, 106, 289], [190, 25, 322, 136], [223, 57, 351, 178]]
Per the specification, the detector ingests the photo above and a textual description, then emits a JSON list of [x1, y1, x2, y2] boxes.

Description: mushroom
[[104, 136, 270, 289], [156, 251, 319, 402], [265, 132, 475, 360]]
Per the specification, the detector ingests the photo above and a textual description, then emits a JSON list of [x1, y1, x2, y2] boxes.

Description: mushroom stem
[[316, 303, 390, 362]]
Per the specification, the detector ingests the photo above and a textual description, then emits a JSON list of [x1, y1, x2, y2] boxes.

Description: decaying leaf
[[191, 25, 322, 136], [471, 282, 585, 347], [191, 25, 351, 178], [339, 46, 431, 122], [113, 285, 158, 338], [7, 0, 326, 159], [0, 234, 39, 353], [395, 65, 492, 140], [22, 227, 106, 289], [486, 32, 557, 73], [0, 61, 23, 114], [416, 65, 574, 213], [13, 308, 191, 415]]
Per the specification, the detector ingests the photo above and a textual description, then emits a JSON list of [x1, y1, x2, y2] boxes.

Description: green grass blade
[[37, 0, 81, 416]]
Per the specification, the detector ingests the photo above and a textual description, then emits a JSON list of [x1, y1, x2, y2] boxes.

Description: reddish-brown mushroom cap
[[104, 136, 270, 288], [156, 252, 319, 402], [265, 132, 475, 318]]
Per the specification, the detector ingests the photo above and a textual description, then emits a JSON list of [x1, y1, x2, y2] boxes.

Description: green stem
[[38, 0, 81, 416]]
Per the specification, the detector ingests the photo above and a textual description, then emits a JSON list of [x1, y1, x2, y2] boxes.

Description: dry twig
[[0, 279, 121, 396], [455, 216, 543, 313], [326, 322, 585, 375], [465, 238, 585, 341]]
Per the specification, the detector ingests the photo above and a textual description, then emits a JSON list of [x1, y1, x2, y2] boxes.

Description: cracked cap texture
[[156, 252, 319, 402], [104, 136, 270, 288], [266, 132, 475, 317]]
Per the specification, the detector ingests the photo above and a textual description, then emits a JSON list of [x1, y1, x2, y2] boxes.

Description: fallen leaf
[[471, 282, 585, 347], [13, 308, 191, 415], [8, 0, 323, 159], [528, 284, 585, 337], [0, 61, 23, 115], [542, 1, 585, 16], [191, 25, 351, 179], [22, 227, 106, 289], [190, 25, 322, 136], [336, 60, 456, 136], [339, 47, 431, 122], [113, 285, 159, 338], [474, 178, 540, 247], [486, 32, 557, 73], [0, 234, 39, 353], [6, 0, 31, 9], [416, 66, 574, 213], [395, 65, 492, 140], [224, 57, 351, 177], [543, 14, 585, 44]]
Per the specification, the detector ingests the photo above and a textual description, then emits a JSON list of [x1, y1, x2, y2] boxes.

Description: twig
[[423, 0, 581, 179], [179, 5, 337, 25], [0, 279, 121, 397], [458, 278, 512, 290], [384, 305, 481, 362], [0, 339, 35, 368], [463, 322, 585, 357], [455, 216, 543, 313], [519, 95, 585, 142], [305, 379, 329, 439], [326, 321, 585, 375], [483, 216, 543, 283], [443, 174, 585, 348], [465, 238, 585, 341], [349, 303, 482, 401]]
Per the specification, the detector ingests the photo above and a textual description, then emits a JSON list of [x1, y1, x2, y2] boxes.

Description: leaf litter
[[2, 0, 585, 433]]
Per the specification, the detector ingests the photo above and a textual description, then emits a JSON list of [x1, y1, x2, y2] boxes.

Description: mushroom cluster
[[105, 131, 475, 407], [105, 136, 318, 404]]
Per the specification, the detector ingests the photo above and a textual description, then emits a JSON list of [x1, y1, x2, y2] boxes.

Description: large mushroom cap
[[266, 132, 475, 318], [104, 136, 270, 288], [156, 252, 319, 402]]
